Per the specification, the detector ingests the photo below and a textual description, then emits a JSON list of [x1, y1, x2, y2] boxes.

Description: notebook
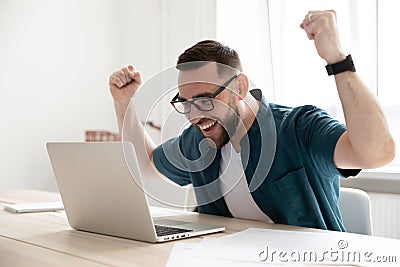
[[46, 142, 225, 243]]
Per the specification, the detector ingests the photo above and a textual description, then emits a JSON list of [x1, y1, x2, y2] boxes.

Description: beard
[[202, 96, 240, 149]]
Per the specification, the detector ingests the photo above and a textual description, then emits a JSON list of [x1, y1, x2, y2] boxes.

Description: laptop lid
[[46, 142, 225, 243]]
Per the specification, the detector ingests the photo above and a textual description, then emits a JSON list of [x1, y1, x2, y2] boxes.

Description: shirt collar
[[240, 89, 269, 148]]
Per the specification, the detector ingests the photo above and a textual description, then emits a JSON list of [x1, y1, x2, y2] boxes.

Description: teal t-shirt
[[153, 89, 360, 231]]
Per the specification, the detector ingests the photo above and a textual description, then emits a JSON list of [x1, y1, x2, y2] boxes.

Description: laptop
[[46, 142, 225, 243]]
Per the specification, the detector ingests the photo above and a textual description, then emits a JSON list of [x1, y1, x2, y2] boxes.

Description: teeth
[[199, 120, 217, 130]]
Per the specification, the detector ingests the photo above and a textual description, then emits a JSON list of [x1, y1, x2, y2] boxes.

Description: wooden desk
[[0, 190, 399, 267]]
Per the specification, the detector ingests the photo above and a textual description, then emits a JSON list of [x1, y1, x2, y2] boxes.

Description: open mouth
[[196, 119, 219, 136], [198, 120, 217, 131]]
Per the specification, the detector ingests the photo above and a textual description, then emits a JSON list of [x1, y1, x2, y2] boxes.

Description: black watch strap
[[325, 54, 356, 76]]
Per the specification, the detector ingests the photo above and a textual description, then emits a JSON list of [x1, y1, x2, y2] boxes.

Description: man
[[109, 11, 395, 231]]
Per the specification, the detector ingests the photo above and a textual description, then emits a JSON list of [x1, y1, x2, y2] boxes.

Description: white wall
[[0, 0, 116, 191], [0, 0, 216, 191]]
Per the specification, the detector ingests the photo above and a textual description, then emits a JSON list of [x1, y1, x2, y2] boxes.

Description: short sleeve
[[296, 105, 360, 178], [153, 137, 192, 186]]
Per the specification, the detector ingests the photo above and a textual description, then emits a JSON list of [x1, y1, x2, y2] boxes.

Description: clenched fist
[[300, 10, 346, 64], [109, 65, 142, 106]]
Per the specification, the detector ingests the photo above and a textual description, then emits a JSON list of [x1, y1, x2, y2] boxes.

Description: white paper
[[166, 242, 268, 267], [166, 228, 400, 267], [3, 201, 64, 213]]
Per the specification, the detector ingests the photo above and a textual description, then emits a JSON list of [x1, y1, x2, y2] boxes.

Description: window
[[217, 0, 400, 169], [377, 0, 400, 168]]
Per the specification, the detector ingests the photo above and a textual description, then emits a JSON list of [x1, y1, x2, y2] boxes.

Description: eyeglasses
[[170, 73, 239, 114]]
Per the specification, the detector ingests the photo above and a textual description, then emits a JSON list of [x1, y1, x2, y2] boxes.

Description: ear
[[236, 73, 249, 99]]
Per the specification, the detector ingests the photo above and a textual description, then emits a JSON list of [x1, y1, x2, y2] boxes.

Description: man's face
[[177, 64, 240, 148]]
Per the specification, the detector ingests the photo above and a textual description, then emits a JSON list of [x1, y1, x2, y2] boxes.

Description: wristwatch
[[325, 54, 356, 76]]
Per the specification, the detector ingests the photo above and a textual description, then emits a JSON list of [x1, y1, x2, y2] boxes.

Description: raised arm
[[109, 65, 160, 178], [300, 10, 395, 169]]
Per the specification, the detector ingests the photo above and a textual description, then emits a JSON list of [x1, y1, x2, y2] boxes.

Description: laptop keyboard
[[154, 224, 193, 237]]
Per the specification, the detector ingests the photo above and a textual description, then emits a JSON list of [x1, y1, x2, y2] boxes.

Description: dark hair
[[176, 40, 243, 76]]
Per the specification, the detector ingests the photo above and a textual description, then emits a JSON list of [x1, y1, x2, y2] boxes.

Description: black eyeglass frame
[[170, 73, 239, 114]]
